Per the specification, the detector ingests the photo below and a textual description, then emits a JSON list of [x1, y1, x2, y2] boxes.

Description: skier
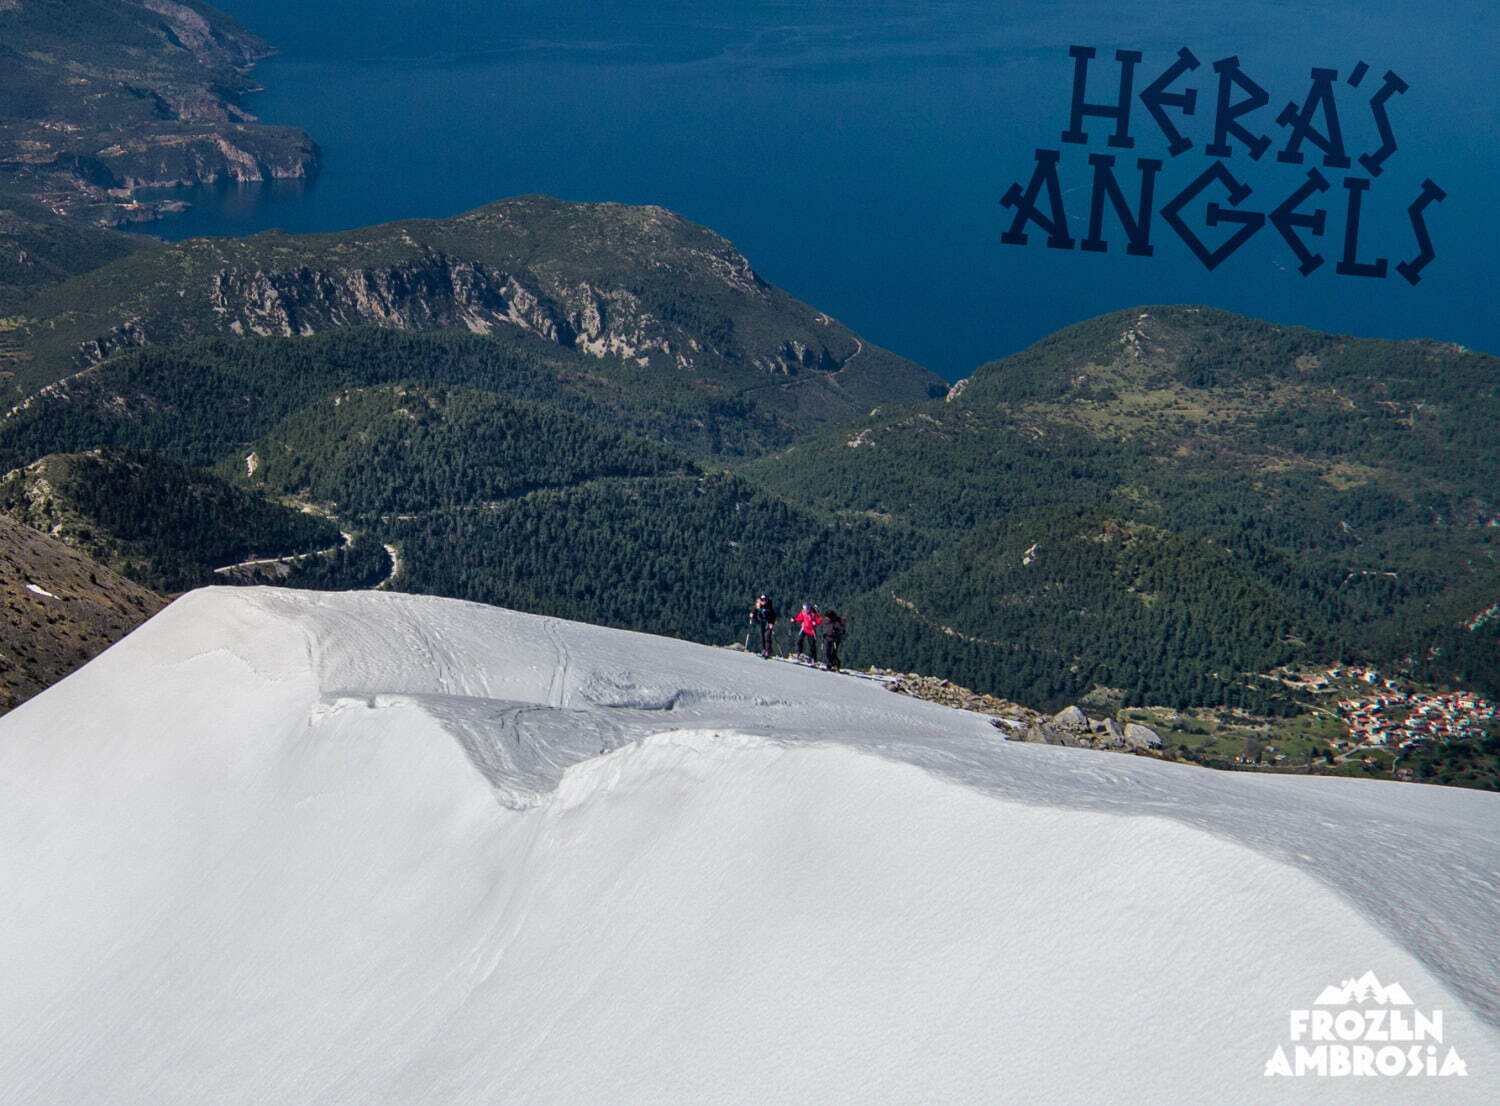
[[791, 603, 822, 664], [748, 594, 778, 658], [822, 609, 847, 671]]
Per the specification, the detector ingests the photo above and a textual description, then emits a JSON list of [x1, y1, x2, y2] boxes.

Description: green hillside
[[0, 329, 598, 469], [841, 509, 1325, 711], [385, 472, 926, 646], [226, 382, 928, 644], [0, 447, 345, 591], [1, 196, 945, 435], [227, 384, 696, 518], [745, 306, 1500, 706], [0, 355, 928, 646], [5, 272, 1497, 783], [0, 323, 898, 463], [0, 191, 147, 313]]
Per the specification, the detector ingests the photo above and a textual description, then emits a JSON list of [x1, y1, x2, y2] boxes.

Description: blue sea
[[141, 1, 1500, 378]]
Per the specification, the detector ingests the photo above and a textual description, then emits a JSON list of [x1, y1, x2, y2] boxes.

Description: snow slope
[[0, 587, 1495, 1104]]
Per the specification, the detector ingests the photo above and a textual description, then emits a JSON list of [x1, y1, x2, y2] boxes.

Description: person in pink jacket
[[791, 603, 822, 664]]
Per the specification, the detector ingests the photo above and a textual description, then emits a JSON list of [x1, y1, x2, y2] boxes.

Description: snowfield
[[0, 587, 1496, 1104]]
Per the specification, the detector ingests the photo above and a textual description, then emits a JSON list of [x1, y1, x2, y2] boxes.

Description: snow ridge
[[0, 587, 1495, 1104], [269, 589, 1500, 1031]]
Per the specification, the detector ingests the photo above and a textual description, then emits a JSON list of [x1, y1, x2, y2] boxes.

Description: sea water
[[135, 0, 1499, 378]]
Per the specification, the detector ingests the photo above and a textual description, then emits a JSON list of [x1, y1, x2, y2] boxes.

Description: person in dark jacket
[[822, 609, 847, 671], [791, 603, 822, 664], [749, 594, 777, 658]]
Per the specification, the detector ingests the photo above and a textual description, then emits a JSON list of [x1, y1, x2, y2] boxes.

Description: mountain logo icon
[[1313, 970, 1414, 1006]]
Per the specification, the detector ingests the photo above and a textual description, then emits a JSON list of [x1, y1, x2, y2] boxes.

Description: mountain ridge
[[2, 195, 946, 418]]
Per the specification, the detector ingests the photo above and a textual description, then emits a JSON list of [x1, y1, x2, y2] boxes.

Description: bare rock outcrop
[[870, 669, 1167, 759]]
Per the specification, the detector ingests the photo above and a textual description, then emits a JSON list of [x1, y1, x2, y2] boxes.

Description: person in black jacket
[[749, 594, 777, 658], [822, 609, 847, 671]]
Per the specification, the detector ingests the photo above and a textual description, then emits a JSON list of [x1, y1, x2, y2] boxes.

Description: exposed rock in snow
[[1053, 704, 1089, 729], [1123, 721, 1164, 750]]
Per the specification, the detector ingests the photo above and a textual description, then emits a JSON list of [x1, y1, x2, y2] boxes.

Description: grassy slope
[[0, 512, 163, 712]]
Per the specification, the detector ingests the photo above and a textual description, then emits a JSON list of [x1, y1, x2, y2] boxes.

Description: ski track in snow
[[0, 586, 1496, 1105], [542, 615, 571, 709]]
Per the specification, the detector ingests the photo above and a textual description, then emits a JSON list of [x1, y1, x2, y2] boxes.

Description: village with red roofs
[[1283, 667, 1498, 781]]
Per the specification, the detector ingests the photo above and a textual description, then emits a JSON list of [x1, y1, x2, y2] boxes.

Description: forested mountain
[[745, 306, 1500, 708], [0, 196, 945, 428], [0, 324, 903, 461], [0, 513, 162, 711], [0, 369, 926, 646], [0, 0, 317, 226], [0, 329, 628, 466], [226, 385, 697, 519], [0, 448, 344, 591], [5, 302, 1496, 719], [223, 382, 917, 627], [3, 171, 1497, 780], [0, 191, 147, 313], [383, 472, 928, 644], [837, 509, 1325, 712]]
